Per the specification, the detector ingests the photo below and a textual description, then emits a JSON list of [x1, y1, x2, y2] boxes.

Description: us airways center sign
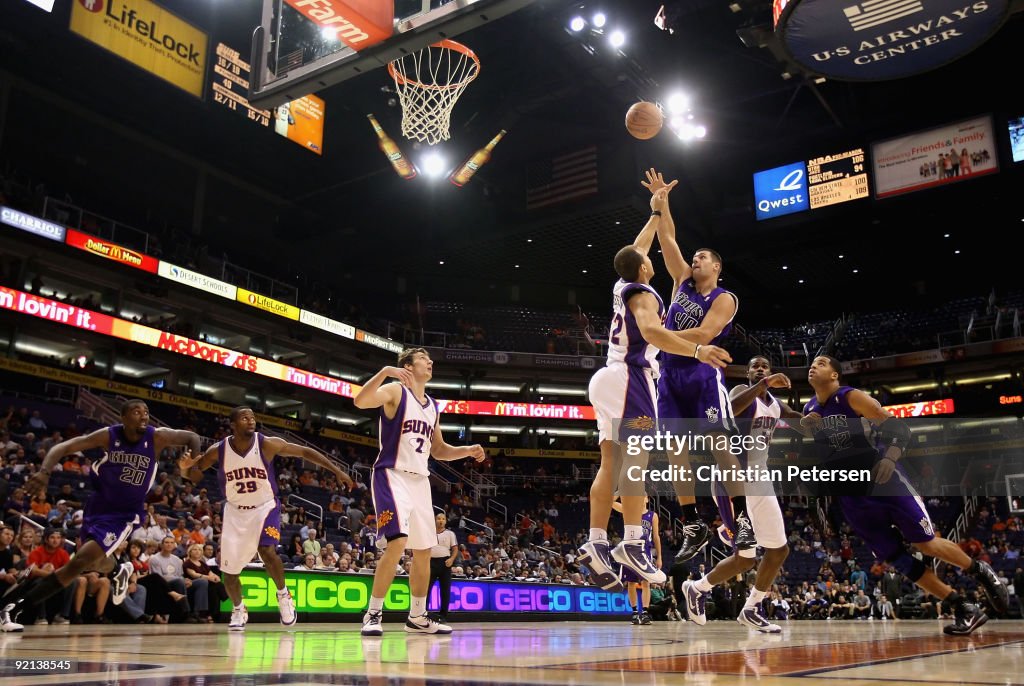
[[775, 0, 1010, 80]]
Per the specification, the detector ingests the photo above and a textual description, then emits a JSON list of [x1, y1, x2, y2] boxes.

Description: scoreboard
[[211, 42, 324, 155], [806, 148, 869, 209]]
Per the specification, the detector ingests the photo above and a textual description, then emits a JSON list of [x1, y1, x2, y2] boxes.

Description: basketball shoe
[[277, 589, 297, 626], [578, 540, 623, 592], [733, 511, 757, 552], [612, 540, 666, 584], [944, 603, 987, 636], [681, 580, 708, 626], [405, 614, 452, 634], [228, 605, 248, 631], [111, 562, 134, 606], [670, 521, 710, 575], [361, 610, 384, 636], [972, 560, 1008, 614], [737, 605, 781, 633]]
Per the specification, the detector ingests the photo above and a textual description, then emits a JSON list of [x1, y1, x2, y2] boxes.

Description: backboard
[[249, 0, 535, 109]]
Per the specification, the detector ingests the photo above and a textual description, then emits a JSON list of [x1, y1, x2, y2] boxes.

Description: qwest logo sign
[[753, 161, 809, 220]]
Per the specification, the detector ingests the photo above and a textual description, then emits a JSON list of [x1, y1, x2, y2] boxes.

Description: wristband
[[650, 210, 662, 217], [693, 344, 701, 359]]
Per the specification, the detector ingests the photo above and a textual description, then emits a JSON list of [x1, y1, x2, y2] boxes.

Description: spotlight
[[667, 92, 689, 114], [694, 125, 707, 138], [422, 152, 447, 178], [321, 26, 338, 42], [609, 30, 625, 48], [669, 116, 686, 130], [569, 16, 585, 32], [593, 12, 607, 28]]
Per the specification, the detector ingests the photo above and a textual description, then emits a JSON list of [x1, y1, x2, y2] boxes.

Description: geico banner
[[237, 287, 300, 321], [228, 569, 627, 614], [300, 309, 355, 339], [436, 400, 595, 421], [70, 0, 208, 98], [65, 228, 158, 273], [0, 206, 66, 242], [158, 261, 237, 300], [0, 286, 358, 399]]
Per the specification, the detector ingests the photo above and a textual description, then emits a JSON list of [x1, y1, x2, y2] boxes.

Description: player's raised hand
[[334, 466, 355, 490], [763, 373, 792, 390], [384, 366, 415, 386], [641, 168, 678, 195], [465, 444, 486, 462], [650, 187, 672, 212], [873, 453, 897, 484], [24, 468, 51, 498], [696, 344, 731, 368]]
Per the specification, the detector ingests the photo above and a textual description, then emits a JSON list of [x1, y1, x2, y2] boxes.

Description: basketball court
[[2, 620, 1022, 684]]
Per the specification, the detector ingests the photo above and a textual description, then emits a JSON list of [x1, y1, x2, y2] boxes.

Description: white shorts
[[220, 498, 281, 575], [371, 468, 437, 551], [588, 363, 658, 444]]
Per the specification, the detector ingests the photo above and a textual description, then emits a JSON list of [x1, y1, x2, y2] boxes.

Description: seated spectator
[[876, 594, 896, 620], [852, 589, 872, 619], [183, 543, 225, 622]]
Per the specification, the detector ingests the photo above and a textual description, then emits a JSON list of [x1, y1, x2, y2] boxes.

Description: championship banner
[[871, 115, 999, 198], [70, 0, 208, 98], [237, 288, 300, 321], [66, 228, 159, 273]]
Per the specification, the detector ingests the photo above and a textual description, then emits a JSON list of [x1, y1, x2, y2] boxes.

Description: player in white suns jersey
[[181, 406, 352, 631], [681, 356, 808, 633], [353, 348, 485, 637], [578, 185, 731, 597]]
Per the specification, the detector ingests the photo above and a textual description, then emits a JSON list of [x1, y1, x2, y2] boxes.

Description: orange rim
[[388, 39, 481, 90]]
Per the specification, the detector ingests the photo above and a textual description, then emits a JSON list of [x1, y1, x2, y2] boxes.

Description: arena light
[[471, 425, 525, 434], [536, 386, 588, 396], [569, 16, 586, 31], [321, 26, 339, 42], [422, 152, 447, 177], [538, 428, 590, 437], [470, 383, 524, 392], [592, 12, 607, 28], [426, 380, 464, 390], [694, 125, 707, 138], [888, 382, 938, 393], [667, 92, 689, 114], [609, 30, 625, 48]]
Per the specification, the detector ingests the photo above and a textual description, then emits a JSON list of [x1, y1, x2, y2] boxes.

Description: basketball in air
[[625, 101, 663, 140]]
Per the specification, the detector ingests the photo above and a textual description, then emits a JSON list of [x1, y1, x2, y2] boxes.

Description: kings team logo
[[705, 407, 720, 424]]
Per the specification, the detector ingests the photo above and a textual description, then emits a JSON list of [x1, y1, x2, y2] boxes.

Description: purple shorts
[[80, 512, 139, 556], [657, 363, 737, 435], [839, 488, 935, 562]]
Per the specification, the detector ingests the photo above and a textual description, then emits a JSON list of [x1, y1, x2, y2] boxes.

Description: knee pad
[[889, 552, 927, 582]]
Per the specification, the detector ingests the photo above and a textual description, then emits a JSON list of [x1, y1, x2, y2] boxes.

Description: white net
[[388, 40, 480, 146]]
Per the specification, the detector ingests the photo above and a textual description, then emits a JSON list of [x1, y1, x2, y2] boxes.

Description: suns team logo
[[377, 510, 394, 530], [264, 525, 281, 541], [624, 415, 656, 431], [705, 407, 720, 424]]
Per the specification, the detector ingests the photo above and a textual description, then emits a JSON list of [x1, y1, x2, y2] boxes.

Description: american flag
[[525, 146, 599, 210]]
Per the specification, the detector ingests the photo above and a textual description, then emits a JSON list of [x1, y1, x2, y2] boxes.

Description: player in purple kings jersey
[[804, 356, 1008, 635], [578, 185, 731, 595], [1, 400, 200, 632], [642, 169, 752, 571]]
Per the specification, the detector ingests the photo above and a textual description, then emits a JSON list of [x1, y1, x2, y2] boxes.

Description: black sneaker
[[972, 560, 1008, 615], [733, 511, 756, 551], [630, 612, 639, 625], [639, 611, 653, 625], [944, 604, 987, 636], [670, 521, 710, 574]]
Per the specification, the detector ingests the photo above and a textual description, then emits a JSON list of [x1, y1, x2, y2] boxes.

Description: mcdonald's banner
[[70, 0, 208, 98]]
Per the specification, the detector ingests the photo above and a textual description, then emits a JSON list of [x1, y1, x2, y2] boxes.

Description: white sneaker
[[0, 604, 23, 633], [228, 605, 248, 631], [361, 610, 384, 636], [111, 561, 134, 606], [277, 590, 296, 626], [405, 613, 452, 634]]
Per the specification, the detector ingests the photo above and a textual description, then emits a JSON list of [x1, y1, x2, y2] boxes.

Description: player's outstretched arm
[[264, 436, 355, 489], [181, 443, 219, 484], [26, 428, 110, 495], [430, 422, 485, 463], [642, 169, 690, 289], [729, 373, 791, 416], [847, 389, 906, 484], [629, 292, 731, 367], [154, 428, 202, 457]]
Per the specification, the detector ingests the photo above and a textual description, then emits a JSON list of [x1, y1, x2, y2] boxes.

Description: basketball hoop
[[387, 39, 481, 146]]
